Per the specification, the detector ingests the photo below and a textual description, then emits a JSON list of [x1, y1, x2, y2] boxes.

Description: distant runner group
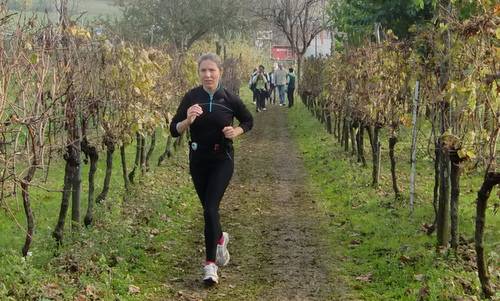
[[249, 63, 296, 112]]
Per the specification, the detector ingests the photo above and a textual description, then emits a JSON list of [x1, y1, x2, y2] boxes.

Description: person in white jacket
[[274, 63, 287, 106]]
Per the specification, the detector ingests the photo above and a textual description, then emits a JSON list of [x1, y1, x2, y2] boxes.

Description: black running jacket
[[170, 85, 253, 150]]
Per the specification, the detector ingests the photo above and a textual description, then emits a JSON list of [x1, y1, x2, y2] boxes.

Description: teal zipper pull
[[205, 83, 220, 113], [209, 94, 213, 112]]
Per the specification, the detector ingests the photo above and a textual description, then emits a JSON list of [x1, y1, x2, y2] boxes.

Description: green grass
[[287, 100, 499, 300], [0, 130, 201, 300], [0, 87, 252, 300], [0, 87, 497, 300], [1, 129, 161, 249]]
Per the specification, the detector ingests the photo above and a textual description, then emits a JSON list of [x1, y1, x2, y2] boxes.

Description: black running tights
[[190, 157, 233, 261]]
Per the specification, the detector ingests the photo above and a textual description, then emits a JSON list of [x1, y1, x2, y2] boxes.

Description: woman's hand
[[176, 104, 203, 134], [187, 104, 203, 125], [222, 126, 243, 139]]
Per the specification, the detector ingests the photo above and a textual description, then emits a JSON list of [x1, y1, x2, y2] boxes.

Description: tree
[[435, 0, 452, 249], [257, 0, 325, 84], [116, 0, 250, 50], [53, 0, 86, 242], [327, 0, 435, 42], [0, 17, 57, 255]]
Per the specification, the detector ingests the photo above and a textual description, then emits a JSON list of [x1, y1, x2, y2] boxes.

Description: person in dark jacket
[[249, 68, 258, 104], [170, 53, 253, 285], [251, 65, 269, 112], [286, 67, 296, 108]]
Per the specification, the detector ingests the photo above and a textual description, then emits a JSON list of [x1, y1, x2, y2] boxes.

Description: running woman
[[170, 53, 253, 284]]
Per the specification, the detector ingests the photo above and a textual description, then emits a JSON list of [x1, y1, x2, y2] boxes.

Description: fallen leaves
[[84, 285, 98, 298], [420, 223, 435, 235], [128, 284, 141, 295], [160, 214, 171, 222], [399, 254, 412, 263], [177, 290, 203, 301], [417, 285, 430, 301], [74, 295, 88, 301], [42, 283, 63, 299], [355, 272, 373, 282], [349, 239, 362, 248], [74, 285, 100, 301]]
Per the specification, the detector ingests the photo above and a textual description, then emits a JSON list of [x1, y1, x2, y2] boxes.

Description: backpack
[[248, 73, 257, 90]]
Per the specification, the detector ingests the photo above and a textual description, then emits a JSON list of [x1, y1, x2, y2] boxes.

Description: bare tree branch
[[257, 0, 325, 57]]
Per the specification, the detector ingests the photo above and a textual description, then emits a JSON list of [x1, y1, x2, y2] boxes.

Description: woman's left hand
[[222, 126, 243, 139]]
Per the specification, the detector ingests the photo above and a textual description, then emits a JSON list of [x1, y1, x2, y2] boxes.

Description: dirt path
[[167, 104, 348, 301]]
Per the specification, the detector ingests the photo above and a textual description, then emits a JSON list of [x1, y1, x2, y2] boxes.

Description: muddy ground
[[167, 104, 350, 301]]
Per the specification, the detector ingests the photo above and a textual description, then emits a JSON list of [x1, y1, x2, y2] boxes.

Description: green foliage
[[328, 0, 498, 42], [6, 0, 120, 21], [454, 0, 491, 19], [288, 101, 499, 300], [0, 139, 199, 300], [117, 0, 252, 48], [304, 4, 498, 167], [302, 3, 499, 296], [328, 0, 436, 41]]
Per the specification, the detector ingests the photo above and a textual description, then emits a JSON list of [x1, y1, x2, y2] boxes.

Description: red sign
[[271, 46, 295, 61]]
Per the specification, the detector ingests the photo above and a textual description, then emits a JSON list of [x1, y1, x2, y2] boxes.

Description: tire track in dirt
[[167, 104, 348, 301]]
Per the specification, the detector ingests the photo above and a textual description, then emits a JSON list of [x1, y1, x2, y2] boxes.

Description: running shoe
[[203, 263, 219, 284], [216, 232, 230, 266]]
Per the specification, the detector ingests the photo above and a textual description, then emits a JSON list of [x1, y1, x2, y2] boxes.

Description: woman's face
[[199, 59, 221, 92]]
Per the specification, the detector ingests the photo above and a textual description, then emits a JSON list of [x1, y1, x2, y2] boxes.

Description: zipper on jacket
[[204, 83, 221, 113], [209, 93, 213, 112]]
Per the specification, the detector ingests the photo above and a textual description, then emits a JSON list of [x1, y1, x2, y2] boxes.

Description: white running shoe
[[203, 263, 219, 284], [216, 232, 230, 266]]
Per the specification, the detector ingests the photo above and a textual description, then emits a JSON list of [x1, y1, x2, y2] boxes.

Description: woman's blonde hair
[[197, 53, 223, 70]]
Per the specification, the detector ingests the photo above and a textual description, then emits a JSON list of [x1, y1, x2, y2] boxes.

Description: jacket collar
[[201, 83, 224, 99]]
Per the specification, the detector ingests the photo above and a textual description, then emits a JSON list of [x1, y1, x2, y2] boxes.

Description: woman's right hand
[[187, 104, 203, 125]]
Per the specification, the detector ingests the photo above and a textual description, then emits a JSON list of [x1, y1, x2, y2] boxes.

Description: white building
[[305, 30, 332, 58]]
